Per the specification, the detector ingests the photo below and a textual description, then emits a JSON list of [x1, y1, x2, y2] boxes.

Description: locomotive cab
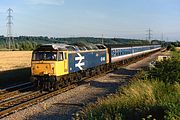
[[31, 44, 69, 90], [31, 51, 68, 76]]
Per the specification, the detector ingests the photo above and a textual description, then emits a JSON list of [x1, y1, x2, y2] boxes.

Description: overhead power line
[[146, 28, 152, 42]]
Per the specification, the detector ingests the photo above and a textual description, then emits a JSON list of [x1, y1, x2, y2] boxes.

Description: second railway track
[[0, 84, 33, 103], [0, 84, 77, 118], [0, 82, 32, 95]]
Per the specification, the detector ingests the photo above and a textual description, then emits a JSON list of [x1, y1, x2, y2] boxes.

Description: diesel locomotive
[[31, 43, 161, 90]]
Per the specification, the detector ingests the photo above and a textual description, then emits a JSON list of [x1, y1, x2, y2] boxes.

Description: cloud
[[26, 0, 64, 6]]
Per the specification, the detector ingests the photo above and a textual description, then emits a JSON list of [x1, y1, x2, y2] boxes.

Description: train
[[31, 43, 161, 90]]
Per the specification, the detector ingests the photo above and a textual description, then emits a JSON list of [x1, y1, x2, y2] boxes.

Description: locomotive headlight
[[51, 64, 55, 70], [32, 64, 36, 70], [51, 63, 54, 68]]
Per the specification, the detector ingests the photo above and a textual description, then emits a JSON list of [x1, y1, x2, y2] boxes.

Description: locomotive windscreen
[[32, 51, 57, 61]]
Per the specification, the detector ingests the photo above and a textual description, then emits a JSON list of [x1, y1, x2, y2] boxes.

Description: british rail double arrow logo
[[75, 53, 85, 70]]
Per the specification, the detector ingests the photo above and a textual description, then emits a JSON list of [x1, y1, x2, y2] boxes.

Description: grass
[[0, 51, 32, 87], [78, 77, 180, 120], [0, 51, 32, 71], [176, 47, 180, 51], [171, 48, 180, 60]]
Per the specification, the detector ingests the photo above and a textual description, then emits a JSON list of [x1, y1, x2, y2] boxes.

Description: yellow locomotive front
[[31, 44, 69, 90]]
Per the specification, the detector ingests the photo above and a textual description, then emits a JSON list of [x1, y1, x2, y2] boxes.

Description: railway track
[[0, 51, 160, 119], [0, 72, 112, 118], [0, 83, 33, 103], [0, 86, 34, 103], [0, 82, 32, 95], [0, 84, 77, 118], [0, 72, 111, 118]]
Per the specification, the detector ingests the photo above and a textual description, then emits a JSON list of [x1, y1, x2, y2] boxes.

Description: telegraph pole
[[7, 8, 14, 50]]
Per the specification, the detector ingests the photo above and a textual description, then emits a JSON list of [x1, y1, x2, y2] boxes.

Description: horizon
[[0, 35, 168, 41], [0, 0, 180, 41]]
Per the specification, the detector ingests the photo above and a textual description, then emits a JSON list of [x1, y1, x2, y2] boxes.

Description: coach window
[[58, 52, 64, 61], [116, 52, 118, 56]]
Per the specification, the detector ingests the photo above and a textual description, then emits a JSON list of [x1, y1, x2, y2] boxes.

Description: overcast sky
[[0, 0, 179, 41]]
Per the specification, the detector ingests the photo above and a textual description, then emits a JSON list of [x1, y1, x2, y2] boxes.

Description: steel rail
[[0, 86, 34, 103], [0, 82, 32, 95], [0, 84, 77, 118]]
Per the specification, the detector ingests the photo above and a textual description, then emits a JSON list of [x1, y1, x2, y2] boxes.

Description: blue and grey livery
[[31, 43, 161, 90], [68, 50, 107, 73]]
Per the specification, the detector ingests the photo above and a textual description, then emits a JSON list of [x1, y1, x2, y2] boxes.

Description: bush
[[167, 44, 176, 51], [171, 46, 176, 51], [148, 58, 180, 84]]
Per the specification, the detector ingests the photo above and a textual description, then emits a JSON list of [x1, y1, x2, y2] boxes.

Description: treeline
[[0, 35, 166, 50], [0, 40, 37, 51]]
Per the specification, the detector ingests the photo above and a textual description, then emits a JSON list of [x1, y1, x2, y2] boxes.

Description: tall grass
[[172, 50, 180, 60], [77, 79, 180, 120]]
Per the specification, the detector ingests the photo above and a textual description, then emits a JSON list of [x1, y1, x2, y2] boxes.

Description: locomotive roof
[[34, 43, 107, 51], [34, 44, 70, 51]]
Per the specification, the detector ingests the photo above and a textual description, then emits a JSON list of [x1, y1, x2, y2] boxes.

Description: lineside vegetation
[[76, 50, 180, 120]]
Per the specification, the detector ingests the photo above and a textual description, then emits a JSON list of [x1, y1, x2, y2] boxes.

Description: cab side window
[[64, 53, 67, 60], [58, 52, 64, 61]]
